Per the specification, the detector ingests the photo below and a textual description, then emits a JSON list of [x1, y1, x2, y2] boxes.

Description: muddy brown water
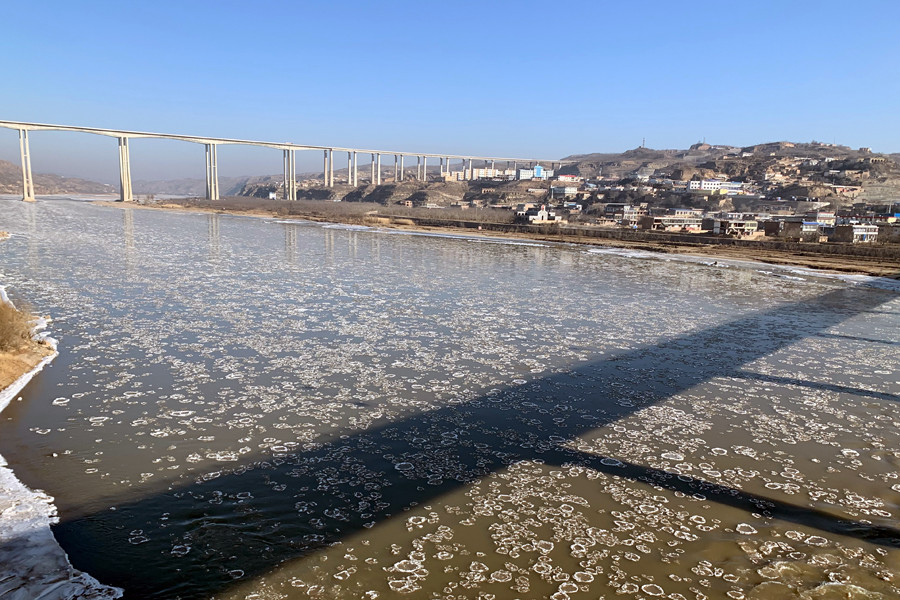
[[0, 198, 898, 599]]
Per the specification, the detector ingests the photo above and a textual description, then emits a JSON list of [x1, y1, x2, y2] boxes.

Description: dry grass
[[0, 300, 35, 353]]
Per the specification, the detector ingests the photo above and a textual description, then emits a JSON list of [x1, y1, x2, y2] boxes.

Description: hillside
[[561, 142, 900, 206], [0, 159, 113, 195]]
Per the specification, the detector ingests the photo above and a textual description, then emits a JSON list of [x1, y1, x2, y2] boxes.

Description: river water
[[0, 197, 898, 600]]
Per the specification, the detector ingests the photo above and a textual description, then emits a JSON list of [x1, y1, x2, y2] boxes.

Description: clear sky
[[1, 0, 898, 183]]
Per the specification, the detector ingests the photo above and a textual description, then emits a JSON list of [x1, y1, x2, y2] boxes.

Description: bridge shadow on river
[[43, 282, 900, 599]]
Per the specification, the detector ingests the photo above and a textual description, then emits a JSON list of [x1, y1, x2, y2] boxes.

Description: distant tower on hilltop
[[641, 137, 645, 148]]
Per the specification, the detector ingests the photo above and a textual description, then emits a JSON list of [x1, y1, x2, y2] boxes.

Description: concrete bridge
[[0, 120, 572, 203]]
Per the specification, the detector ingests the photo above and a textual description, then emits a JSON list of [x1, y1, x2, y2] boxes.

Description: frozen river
[[0, 198, 898, 599]]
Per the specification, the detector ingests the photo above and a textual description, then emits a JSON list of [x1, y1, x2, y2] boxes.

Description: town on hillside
[[408, 142, 900, 245], [264, 141, 899, 245]]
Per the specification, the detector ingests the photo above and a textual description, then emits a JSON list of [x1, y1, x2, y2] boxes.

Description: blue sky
[[1, 0, 898, 183]]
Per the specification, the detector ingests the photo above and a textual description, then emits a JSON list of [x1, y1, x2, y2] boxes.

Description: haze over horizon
[[2, 0, 898, 184]]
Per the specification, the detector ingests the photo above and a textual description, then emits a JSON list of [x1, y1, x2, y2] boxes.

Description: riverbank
[[0, 287, 122, 599], [96, 198, 900, 279], [0, 286, 55, 395]]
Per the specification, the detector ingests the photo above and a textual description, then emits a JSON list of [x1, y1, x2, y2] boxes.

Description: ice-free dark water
[[1, 198, 898, 599]]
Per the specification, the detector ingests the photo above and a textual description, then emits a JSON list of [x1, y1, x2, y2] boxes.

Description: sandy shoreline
[[95, 200, 900, 279]]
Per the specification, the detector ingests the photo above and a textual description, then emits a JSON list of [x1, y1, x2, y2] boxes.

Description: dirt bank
[[0, 286, 55, 391], [0, 344, 54, 392]]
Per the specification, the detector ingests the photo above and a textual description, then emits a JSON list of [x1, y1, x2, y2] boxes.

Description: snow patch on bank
[[0, 286, 122, 599], [584, 246, 900, 291]]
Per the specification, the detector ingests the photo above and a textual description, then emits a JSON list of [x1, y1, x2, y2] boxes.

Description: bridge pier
[[18, 129, 35, 202], [467, 158, 473, 180], [323, 150, 328, 186], [353, 151, 358, 186], [399, 155, 404, 181], [283, 149, 296, 200], [394, 155, 398, 182], [118, 137, 133, 202], [291, 150, 297, 200], [329, 149, 334, 188], [422, 156, 427, 182], [376, 154, 381, 185], [416, 156, 421, 180], [205, 143, 219, 200]]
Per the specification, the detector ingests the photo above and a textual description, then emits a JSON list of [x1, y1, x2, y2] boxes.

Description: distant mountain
[[132, 176, 255, 197], [0, 159, 114, 195], [133, 172, 326, 197]]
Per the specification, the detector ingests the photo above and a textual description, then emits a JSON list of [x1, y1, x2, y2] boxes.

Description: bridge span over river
[[0, 120, 571, 203]]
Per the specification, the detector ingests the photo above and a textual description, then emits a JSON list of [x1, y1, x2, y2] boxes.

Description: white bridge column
[[290, 150, 296, 200], [329, 149, 334, 188], [323, 150, 329, 186], [118, 137, 133, 202], [422, 156, 427, 182], [283, 149, 296, 200], [369, 154, 375, 183], [347, 152, 352, 184], [205, 143, 219, 200], [353, 151, 358, 186], [394, 155, 398, 181], [291, 150, 297, 199], [283, 150, 289, 199], [18, 129, 35, 202], [399, 155, 404, 181], [376, 154, 381, 185], [416, 156, 421, 180]]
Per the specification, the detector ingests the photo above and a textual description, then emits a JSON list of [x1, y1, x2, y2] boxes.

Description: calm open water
[[0, 198, 898, 600]]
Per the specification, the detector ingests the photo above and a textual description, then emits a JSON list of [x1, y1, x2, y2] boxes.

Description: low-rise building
[[520, 204, 562, 223], [804, 211, 836, 226], [514, 203, 536, 216], [831, 224, 879, 243], [602, 203, 648, 224], [763, 220, 803, 238], [517, 165, 554, 180], [550, 185, 578, 199], [702, 218, 759, 236], [449, 168, 516, 181], [687, 180, 746, 194], [669, 208, 704, 217], [638, 215, 704, 231], [555, 174, 582, 183]]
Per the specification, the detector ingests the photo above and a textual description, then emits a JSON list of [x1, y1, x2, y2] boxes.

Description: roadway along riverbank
[[97, 198, 900, 279]]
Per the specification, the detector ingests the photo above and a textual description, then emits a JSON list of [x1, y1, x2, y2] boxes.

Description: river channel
[[0, 197, 898, 599]]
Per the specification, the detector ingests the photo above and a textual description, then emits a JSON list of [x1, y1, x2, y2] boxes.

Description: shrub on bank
[[0, 300, 34, 353]]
